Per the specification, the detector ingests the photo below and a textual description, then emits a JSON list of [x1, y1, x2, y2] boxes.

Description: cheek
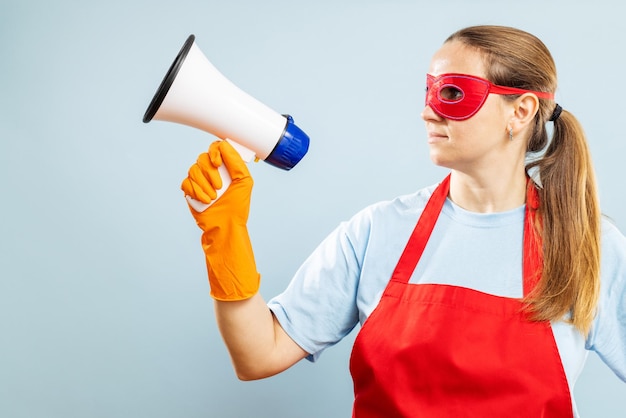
[[457, 101, 507, 141], [448, 119, 498, 151], [447, 122, 475, 144]]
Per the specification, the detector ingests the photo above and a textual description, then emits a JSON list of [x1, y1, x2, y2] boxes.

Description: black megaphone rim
[[143, 34, 196, 123]]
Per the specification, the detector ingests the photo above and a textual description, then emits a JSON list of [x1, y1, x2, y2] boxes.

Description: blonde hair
[[447, 25, 601, 335]]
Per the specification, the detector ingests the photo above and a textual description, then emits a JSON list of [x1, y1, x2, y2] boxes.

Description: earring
[[509, 128, 514, 141]]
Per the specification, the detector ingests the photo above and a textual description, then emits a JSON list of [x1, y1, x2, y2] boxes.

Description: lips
[[427, 131, 448, 143]]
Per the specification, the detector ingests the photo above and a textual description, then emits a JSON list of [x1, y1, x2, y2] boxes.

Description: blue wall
[[1, 0, 624, 416]]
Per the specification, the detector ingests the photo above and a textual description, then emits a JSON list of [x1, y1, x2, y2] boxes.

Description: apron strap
[[523, 180, 542, 296], [390, 175, 450, 284]]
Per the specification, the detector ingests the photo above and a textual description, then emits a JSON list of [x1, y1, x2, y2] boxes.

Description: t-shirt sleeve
[[586, 219, 626, 382], [268, 217, 366, 362]]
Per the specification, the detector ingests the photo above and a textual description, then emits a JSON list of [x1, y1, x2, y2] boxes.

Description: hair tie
[[549, 104, 562, 122]]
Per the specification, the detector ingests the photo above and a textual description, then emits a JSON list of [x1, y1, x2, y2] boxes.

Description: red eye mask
[[425, 73, 554, 121]]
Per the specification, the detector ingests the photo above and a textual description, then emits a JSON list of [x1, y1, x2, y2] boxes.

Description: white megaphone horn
[[143, 34, 310, 212]]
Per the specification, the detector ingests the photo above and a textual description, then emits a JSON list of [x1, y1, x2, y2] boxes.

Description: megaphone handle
[[185, 163, 232, 212]]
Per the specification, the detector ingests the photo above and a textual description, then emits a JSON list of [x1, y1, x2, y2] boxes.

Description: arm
[[586, 220, 626, 382], [181, 140, 307, 380], [215, 294, 308, 380]]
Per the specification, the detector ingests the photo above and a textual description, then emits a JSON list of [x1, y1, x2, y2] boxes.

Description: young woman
[[181, 25, 626, 417]]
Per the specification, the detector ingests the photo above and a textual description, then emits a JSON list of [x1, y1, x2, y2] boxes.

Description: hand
[[181, 139, 253, 219], [181, 140, 260, 301]]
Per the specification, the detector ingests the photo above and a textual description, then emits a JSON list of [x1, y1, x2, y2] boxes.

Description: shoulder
[[323, 182, 440, 271], [329, 182, 439, 255], [601, 216, 626, 242], [342, 182, 438, 232], [595, 217, 625, 310], [600, 217, 626, 266]]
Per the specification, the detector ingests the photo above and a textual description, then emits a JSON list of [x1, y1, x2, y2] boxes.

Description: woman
[[181, 25, 626, 417]]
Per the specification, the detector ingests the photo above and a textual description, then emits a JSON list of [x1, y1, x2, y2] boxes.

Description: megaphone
[[143, 34, 310, 211]]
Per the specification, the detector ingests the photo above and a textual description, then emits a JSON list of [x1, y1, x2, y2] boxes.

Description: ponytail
[[525, 109, 601, 335]]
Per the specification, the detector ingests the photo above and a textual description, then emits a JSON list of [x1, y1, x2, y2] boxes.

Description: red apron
[[349, 175, 573, 417]]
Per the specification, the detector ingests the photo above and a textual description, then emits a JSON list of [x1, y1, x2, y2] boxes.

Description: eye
[[439, 86, 464, 102]]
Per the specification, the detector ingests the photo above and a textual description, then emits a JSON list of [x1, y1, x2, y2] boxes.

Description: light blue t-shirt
[[268, 182, 626, 414]]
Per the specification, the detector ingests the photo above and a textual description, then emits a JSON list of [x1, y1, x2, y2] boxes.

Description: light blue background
[[1, 0, 625, 417]]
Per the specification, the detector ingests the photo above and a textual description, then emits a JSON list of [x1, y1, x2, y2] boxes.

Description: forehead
[[428, 41, 487, 78]]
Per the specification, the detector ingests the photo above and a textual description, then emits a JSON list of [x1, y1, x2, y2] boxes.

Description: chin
[[428, 152, 454, 169]]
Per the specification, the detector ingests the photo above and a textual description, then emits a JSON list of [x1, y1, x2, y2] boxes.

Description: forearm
[[214, 293, 308, 380]]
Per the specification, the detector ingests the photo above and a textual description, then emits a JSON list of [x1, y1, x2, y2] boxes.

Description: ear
[[509, 93, 540, 132]]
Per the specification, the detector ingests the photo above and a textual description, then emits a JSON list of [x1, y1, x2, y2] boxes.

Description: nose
[[421, 103, 442, 122]]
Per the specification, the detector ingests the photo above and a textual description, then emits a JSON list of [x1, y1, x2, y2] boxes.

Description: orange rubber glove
[[181, 140, 260, 301]]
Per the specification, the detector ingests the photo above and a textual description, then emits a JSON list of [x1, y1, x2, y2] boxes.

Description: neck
[[448, 167, 528, 213]]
